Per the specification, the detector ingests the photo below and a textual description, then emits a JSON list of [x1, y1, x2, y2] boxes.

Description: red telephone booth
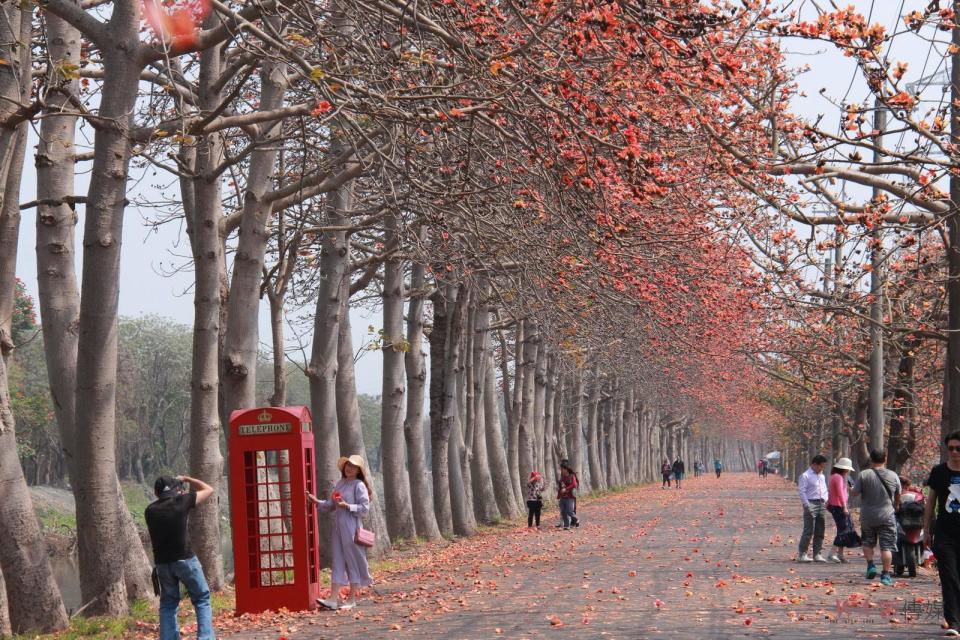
[[229, 406, 320, 615]]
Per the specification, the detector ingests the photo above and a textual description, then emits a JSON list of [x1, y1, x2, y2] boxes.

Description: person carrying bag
[[307, 454, 375, 610]]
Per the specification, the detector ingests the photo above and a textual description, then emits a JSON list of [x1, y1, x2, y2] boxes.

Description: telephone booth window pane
[[243, 448, 295, 587]]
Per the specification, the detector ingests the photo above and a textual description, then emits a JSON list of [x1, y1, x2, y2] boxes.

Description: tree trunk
[[847, 390, 871, 469], [380, 213, 417, 540], [517, 320, 539, 487], [221, 44, 287, 417], [532, 344, 547, 476], [429, 284, 465, 537], [0, 569, 10, 637], [72, 3, 146, 613], [888, 335, 919, 473], [307, 183, 348, 566], [484, 352, 520, 519], [568, 373, 586, 490], [0, 120, 25, 359], [459, 311, 476, 521], [500, 324, 525, 510], [336, 277, 390, 556], [181, 27, 228, 588], [0, 9, 69, 630], [402, 257, 442, 540], [0, 354, 69, 632], [449, 359, 476, 536], [604, 399, 616, 487], [469, 304, 500, 523], [586, 371, 604, 491], [268, 291, 286, 407]]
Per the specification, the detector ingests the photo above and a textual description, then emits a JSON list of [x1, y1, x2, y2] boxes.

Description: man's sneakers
[[943, 628, 960, 637], [879, 573, 893, 586], [865, 563, 878, 579], [338, 600, 357, 610], [797, 553, 813, 563], [826, 554, 842, 563], [813, 554, 828, 563]]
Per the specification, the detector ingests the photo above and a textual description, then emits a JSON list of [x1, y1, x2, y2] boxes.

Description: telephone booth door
[[229, 406, 320, 615]]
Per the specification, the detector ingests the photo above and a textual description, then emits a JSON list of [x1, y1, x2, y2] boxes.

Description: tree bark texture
[[586, 372, 604, 491], [517, 320, 539, 487], [381, 213, 417, 540], [335, 276, 390, 556], [428, 284, 465, 537], [182, 27, 227, 588], [72, 2, 145, 613], [469, 304, 500, 523], [480, 354, 516, 520], [221, 45, 287, 418], [0, 352, 69, 632], [403, 257, 442, 540], [308, 183, 348, 566]]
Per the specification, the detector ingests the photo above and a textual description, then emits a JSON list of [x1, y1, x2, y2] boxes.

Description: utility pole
[[868, 101, 886, 452], [947, 9, 960, 454]]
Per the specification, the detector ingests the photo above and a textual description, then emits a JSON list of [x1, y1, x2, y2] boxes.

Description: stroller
[[894, 493, 925, 578]]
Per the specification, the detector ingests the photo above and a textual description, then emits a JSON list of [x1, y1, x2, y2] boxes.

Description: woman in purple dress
[[307, 454, 374, 610]]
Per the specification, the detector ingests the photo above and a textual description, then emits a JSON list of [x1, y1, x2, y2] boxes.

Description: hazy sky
[[11, 0, 928, 397]]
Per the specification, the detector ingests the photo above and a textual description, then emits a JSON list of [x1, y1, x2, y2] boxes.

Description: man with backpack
[[851, 449, 901, 586]]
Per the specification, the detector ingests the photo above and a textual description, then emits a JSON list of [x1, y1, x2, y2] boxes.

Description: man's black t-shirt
[[926, 463, 960, 538], [145, 492, 197, 563]]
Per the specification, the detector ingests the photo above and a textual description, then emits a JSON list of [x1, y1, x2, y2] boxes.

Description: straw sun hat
[[337, 454, 366, 473]]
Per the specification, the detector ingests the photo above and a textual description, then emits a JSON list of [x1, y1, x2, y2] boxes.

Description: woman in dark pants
[[526, 471, 544, 529], [557, 464, 578, 530], [826, 457, 854, 563]]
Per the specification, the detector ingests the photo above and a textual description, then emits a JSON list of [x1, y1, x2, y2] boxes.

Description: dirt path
[[220, 473, 944, 639]]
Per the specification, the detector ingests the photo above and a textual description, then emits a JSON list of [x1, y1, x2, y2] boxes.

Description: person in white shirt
[[797, 454, 829, 562]]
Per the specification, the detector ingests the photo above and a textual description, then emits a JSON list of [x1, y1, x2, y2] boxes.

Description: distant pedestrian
[[559, 458, 580, 527], [672, 458, 685, 489], [714, 458, 723, 479], [307, 454, 374, 610], [693, 460, 702, 477], [797, 454, 829, 563], [661, 459, 673, 488], [145, 474, 216, 640], [760, 459, 769, 478], [924, 432, 960, 636], [526, 471, 545, 529], [851, 449, 900, 586], [557, 463, 578, 530], [758, 459, 765, 477], [826, 457, 855, 563]]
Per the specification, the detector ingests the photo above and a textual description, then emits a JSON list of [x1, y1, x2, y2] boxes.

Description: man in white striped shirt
[[797, 454, 829, 563]]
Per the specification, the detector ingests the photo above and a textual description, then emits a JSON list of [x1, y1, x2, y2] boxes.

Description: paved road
[[223, 473, 945, 639]]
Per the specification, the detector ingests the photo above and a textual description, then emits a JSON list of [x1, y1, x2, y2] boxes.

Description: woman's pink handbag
[[352, 482, 375, 547], [354, 527, 375, 548]]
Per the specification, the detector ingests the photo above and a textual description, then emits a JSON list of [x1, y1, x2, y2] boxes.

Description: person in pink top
[[827, 457, 856, 563]]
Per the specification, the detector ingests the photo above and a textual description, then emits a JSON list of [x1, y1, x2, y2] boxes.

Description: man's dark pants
[[935, 536, 960, 630]]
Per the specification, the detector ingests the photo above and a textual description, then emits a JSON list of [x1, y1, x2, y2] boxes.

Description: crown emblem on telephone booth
[[257, 410, 272, 423]]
